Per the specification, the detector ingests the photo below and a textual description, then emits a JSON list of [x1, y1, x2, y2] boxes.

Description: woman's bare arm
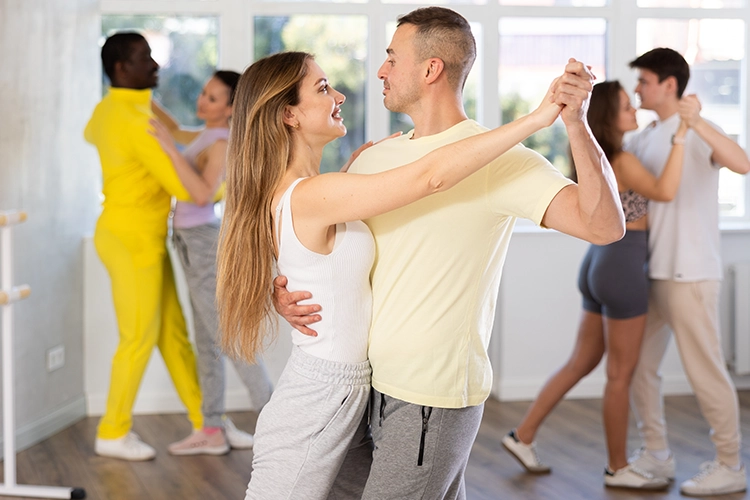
[[615, 121, 688, 202]]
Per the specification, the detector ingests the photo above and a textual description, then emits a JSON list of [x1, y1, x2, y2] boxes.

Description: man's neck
[[409, 95, 468, 139], [653, 100, 680, 122]]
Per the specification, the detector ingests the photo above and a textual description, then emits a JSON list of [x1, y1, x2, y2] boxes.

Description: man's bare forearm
[[568, 121, 625, 244]]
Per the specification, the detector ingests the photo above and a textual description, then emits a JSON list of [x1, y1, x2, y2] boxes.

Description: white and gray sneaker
[[224, 417, 254, 449], [501, 429, 551, 474], [95, 431, 156, 461], [628, 447, 676, 480], [680, 460, 747, 497], [604, 464, 670, 490]]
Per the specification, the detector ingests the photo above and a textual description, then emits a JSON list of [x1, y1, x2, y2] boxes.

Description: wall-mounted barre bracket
[[0, 286, 31, 306], [0, 212, 27, 228]]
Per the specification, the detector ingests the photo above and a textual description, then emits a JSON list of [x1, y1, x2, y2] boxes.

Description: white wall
[[85, 228, 750, 415], [0, 0, 100, 453], [493, 227, 750, 402]]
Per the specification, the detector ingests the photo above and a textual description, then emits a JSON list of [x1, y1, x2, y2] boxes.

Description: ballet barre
[[0, 211, 85, 499], [0, 212, 26, 228], [0, 285, 30, 306]]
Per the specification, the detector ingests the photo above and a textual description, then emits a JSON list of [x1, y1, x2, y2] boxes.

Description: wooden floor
[[4, 392, 749, 500]]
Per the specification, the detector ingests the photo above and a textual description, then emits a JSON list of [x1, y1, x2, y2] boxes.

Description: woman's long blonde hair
[[217, 51, 312, 362]]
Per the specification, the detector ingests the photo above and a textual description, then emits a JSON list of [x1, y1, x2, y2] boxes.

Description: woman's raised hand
[[531, 77, 563, 128], [148, 118, 179, 155]]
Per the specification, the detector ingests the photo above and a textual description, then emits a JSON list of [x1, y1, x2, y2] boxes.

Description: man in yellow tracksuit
[[84, 32, 202, 461]]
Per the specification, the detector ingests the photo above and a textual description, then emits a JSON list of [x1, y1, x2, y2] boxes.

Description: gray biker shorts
[[578, 229, 649, 319]]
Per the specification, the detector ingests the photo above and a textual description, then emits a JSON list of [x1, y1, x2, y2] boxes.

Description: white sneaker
[[224, 417, 254, 449], [604, 464, 670, 490], [680, 460, 747, 496], [628, 447, 676, 480], [95, 432, 156, 461], [501, 429, 551, 473]]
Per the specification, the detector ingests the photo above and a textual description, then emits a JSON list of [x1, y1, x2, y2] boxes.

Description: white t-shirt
[[349, 119, 573, 408], [625, 112, 723, 281]]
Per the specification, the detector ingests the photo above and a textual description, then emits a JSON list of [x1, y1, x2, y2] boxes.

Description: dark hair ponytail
[[213, 70, 241, 104]]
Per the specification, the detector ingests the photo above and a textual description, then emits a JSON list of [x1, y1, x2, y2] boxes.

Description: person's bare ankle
[[515, 426, 533, 445]]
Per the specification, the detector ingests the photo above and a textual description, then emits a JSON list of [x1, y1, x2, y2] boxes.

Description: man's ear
[[106, 60, 125, 87], [424, 58, 445, 84], [664, 75, 679, 97]]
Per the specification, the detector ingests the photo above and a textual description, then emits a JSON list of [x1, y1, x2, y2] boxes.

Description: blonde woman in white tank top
[[217, 51, 566, 499]]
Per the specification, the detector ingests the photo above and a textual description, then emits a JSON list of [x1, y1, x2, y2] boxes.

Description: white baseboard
[[86, 388, 255, 417], [494, 375, 695, 402], [0, 397, 86, 459]]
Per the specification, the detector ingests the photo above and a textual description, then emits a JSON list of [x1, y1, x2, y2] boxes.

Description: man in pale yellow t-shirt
[[276, 7, 625, 499], [84, 32, 203, 461]]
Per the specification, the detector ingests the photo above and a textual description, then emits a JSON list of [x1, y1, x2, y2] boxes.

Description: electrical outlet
[[46, 345, 65, 372]]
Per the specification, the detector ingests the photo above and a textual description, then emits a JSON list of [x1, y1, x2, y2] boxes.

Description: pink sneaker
[[168, 429, 230, 456]]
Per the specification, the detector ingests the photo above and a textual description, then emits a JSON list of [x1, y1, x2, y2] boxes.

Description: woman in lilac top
[[150, 71, 273, 455]]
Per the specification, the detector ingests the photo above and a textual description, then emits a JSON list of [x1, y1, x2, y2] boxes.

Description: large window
[[100, 0, 750, 223], [499, 17, 606, 178]]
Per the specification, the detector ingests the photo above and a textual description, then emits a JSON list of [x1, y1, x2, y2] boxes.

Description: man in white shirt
[[625, 47, 750, 497]]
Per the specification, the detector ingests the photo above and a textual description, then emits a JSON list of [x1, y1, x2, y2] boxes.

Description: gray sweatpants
[[173, 223, 273, 427], [245, 346, 372, 500], [359, 388, 484, 500]]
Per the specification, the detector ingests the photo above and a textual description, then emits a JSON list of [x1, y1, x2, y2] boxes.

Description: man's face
[[122, 39, 159, 90], [634, 69, 670, 111], [377, 24, 423, 114]]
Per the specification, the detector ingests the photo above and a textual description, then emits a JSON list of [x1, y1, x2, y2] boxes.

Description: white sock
[[648, 449, 671, 461]]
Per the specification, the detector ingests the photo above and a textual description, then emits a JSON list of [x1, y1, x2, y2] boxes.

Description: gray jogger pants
[[245, 346, 372, 500], [360, 388, 484, 500], [173, 222, 273, 427]]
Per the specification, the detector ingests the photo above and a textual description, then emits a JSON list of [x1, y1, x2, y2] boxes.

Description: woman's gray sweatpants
[[173, 222, 273, 427], [245, 346, 372, 500]]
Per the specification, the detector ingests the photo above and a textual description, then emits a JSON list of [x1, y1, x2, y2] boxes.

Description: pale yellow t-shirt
[[349, 119, 573, 408]]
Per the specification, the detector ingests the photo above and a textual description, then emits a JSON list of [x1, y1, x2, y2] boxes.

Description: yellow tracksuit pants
[[94, 215, 203, 439]]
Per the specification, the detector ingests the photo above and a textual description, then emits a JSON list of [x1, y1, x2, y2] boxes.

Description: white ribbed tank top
[[274, 178, 374, 363]]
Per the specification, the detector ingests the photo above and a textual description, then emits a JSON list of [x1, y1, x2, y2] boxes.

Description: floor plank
[[0, 392, 747, 499]]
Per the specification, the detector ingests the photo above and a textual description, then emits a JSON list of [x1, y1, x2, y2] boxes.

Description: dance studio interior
[[1, 0, 749, 498]]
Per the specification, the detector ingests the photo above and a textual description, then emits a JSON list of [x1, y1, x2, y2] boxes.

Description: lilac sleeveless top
[[172, 127, 229, 229], [620, 189, 648, 223]]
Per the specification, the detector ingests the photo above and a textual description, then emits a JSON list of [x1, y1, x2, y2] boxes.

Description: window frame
[[101, 0, 750, 225]]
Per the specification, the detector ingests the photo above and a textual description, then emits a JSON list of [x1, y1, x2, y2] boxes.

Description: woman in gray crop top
[[503, 81, 688, 490], [215, 51, 565, 499]]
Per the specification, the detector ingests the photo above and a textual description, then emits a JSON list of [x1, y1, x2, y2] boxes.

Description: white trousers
[[630, 280, 741, 466]]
